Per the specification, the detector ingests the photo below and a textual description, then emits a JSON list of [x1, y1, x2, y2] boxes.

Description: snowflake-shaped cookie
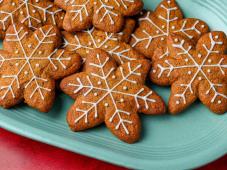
[[0, 23, 82, 112], [151, 32, 227, 114], [0, 0, 64, 39], [55, 0, 143, 33], [60, 49, 166, 143], [130, 0, 209, 60], [63, 20, 144, 64]]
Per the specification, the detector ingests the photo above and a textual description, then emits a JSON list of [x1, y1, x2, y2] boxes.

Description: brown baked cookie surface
[[130, 0, 209, 60], [63, 19, 144, 64], [60, 49, 166, 143], [0, 0, 65, 39], [0, 23, 82, 112], [54, 0, 143, 33], [150, 32, 227, 114]]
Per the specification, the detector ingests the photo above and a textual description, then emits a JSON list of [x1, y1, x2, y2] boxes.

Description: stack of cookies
[[0, 0, 226, 143]]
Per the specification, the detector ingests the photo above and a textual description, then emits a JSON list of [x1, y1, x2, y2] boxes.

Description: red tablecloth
[[0, 128, 226, 170]]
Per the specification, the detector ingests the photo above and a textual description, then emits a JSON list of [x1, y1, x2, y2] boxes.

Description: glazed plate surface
[[0, 0, 227, 169]]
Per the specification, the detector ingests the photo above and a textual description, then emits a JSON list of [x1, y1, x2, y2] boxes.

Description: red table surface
[[0, 128, 226, 170]]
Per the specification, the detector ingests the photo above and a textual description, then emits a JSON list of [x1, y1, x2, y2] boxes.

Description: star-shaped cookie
[[151, 32, 227, 114], [130, 0, 209, 60], [0, 0, 65, 39], [55, 0, 143, 33], [60, 49, 166, 143], [63, 19, 144, 64], [0, 23, 82, 112]]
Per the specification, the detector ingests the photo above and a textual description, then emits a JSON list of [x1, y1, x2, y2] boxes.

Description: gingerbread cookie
[[151, 32, 227, 114], [0, 23, 82, 112], [63, 19, 144, 64], [54, 0, 143, 33], [60, 49, 166, 143], [130, 0, 209, 60], [0, 0, 65, 39]]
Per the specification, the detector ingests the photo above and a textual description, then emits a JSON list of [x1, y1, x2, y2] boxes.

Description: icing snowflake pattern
[[0, 23, 81, 112], [151, 32, 227, 114], [130, 0, 209, 59], [63, 26, 143, 64], [0, 0, 64, 36], [61, 49, 165, 143], [55, 0, 143, 32]]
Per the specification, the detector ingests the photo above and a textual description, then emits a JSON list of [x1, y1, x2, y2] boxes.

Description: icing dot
[[12, 2, 16, 6], [218, 100, 222, 104], [176, 101, 180, 105], [104, 45, 108, 48], [123, 86, 128, 90], [94, 1, 97, 5], [97, 81, 102, 85], [207, 69, 211, 73], [35, 63, 40, 67], [61, 16, 64, 20], [201, 25, 205, 28], [28, 44, 32, 48], [185, 58, 189, 62], [153, 69, 156, 73], [38, 51, 42, 54], [120, 98, 124, 103], [112, 75, 116, 79], [171, 26, 175, 30], [24, 71, 28, 75], [174, 38, 178, 42], [20, 11, 23, 15], [15, 50, 19, 54], [156, 30, 160, 34], [161, 37, 165, 41], [167, 0, 171, 4], [97, 39, 101, 43], [104, 103, 109, 107], [88, 42, 92, 45], [188, 71, 192, 75], [208, 59, 212, 63], [198, 77, 202, 81], [215, 35, 219, 39], [15, 63, 19, 67], [36, 0, 39, 2], [162, 25, 165, 29], [32, 10, 36, 13], [94, 93, 98, 96], [198, 53, 202, 58], [86, 50, 89, 54]]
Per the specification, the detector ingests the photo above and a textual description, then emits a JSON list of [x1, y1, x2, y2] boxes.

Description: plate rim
[[1, 0, 227, 169], [0, 113, 227, 170]]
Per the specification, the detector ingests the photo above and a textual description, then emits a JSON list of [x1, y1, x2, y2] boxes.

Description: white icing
[[123, 86, 128, 90], [132, 2, 204, 59], [0, 25, 71, 100], [156, 33, 227, 104], [68, 54, 156, 135], [0, 0, 63, 31], [64, 27, 136, 64], [65, 0, 134, 25], [120, 98, 124, 102], [69, 0, 89, 22]]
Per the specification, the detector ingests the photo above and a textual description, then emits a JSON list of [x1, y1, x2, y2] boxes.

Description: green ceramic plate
[[0, 0, 227, 169]]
